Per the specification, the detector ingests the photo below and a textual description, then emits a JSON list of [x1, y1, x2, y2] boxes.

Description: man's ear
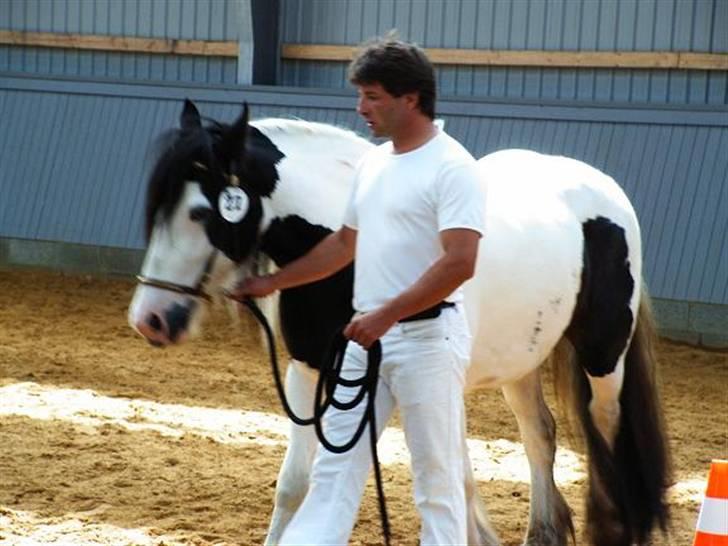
[[403, 91, 420, 111]]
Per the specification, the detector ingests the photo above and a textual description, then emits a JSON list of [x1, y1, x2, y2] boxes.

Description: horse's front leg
[[264, 360, 318, 546], [501, 369, 574, 546]]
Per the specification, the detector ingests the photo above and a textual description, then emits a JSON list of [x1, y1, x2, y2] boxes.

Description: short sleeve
[[342, 157, 366, 231], [342, 183, 358, 230], [435, 161, 486, 236]]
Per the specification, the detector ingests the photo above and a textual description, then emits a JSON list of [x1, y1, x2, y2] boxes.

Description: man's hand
[[343, 308, 397, 349], [227, 226, 357, 303], [230, 274, 278, 300]]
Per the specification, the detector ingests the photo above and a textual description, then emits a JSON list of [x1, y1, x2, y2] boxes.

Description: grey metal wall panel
[[279, 0, 728, 106], [0, 75, 726, 304], [0, 0, 239, 83]]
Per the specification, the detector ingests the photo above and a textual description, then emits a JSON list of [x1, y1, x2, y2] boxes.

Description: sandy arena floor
[[0, 268, 726, 545]]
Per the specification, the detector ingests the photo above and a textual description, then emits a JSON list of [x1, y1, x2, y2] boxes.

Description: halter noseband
[[135, 275, 212, 302], [135, 251, 217, 303]]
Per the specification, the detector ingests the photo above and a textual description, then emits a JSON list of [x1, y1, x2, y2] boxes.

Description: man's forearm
[[376, 228, 481, 323], [271, 228, 355, 291], [342, 250, 475, 348], [380, 254, 473, 322]]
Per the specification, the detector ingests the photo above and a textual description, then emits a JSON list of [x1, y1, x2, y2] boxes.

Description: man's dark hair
[[348, 36, 436, 120]]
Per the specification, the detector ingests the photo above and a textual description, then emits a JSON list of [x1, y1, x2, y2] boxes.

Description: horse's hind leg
[[264, 360, 318, 546], [585, 363, 623, 450], [582, 362, 629, 546], [502, 369, 574, 546]]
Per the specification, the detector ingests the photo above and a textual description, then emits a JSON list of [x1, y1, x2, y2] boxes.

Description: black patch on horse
[[261, 215, 355, 369], [566, 216, 635, 377]]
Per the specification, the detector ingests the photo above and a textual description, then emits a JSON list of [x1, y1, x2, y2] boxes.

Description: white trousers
[[280, 305, 471, 546]]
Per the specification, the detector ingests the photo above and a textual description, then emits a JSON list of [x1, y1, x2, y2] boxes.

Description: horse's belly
[[463, 166, 584, 390]]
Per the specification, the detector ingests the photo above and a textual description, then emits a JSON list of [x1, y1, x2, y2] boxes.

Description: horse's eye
[[189, 206, 212, 223]]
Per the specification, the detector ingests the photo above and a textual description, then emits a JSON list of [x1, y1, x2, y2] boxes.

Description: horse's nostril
[[148, 313, 163, 332], [166, 302, 193, 343]]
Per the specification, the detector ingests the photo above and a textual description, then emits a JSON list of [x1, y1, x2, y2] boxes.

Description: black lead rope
[[239, 297, 391, 546]]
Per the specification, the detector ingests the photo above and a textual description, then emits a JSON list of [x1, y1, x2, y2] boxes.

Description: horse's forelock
[[144, 127, 216, 241]]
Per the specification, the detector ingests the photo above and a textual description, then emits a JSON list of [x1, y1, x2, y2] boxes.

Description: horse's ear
[[229, 102, 250, 146], [180, 99, 202, 130], [221, 102, 250, 166]]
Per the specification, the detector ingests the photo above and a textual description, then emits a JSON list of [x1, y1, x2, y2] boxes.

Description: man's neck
[[390, 117, 438, 154]]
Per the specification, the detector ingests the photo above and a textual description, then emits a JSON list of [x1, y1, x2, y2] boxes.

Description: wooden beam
[[0, 30, 237, 57], [677, 52, 728, 71], [1, 32, 726, 71], [281, 43, 728, 71], [421, 48, 680, 68], [281, 43, 359, 62]]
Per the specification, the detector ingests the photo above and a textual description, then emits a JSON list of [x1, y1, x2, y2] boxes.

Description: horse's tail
[[553, 289, 672, 545]]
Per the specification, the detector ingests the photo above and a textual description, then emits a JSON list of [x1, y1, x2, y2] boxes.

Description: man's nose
[[356, 98, 367, 115]]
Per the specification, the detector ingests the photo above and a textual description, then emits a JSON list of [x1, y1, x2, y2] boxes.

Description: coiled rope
[[240, 297, 391, 546]]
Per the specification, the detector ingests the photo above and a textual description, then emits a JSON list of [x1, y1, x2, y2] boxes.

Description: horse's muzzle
[[132, 301, 195, 347]]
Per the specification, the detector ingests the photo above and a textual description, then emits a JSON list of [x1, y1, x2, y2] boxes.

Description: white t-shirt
[[343, 130, 485, 312]]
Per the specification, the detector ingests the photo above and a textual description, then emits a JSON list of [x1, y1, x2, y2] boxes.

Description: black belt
[[399, 301, 455, 323]]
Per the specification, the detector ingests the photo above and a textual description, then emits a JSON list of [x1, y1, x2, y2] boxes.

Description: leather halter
[[135, 251, 217, 302], [135, 275, 212, 302]]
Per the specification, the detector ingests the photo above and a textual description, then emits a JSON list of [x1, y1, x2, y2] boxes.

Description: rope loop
[[240, 297, 391, 546]]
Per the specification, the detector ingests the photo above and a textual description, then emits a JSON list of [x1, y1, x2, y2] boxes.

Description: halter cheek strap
[[135, 250, 218, 303]]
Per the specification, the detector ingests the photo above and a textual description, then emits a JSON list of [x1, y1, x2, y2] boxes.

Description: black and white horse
[[129, 101, 671, 546]]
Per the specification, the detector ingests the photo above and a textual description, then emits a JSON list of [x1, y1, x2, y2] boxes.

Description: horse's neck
[[255, 120, 374, 232]]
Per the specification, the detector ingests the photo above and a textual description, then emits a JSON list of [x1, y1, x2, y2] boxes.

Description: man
[[235, 37, 485, 545]]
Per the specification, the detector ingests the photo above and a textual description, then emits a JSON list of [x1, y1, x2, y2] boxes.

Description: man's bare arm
[[344, 228, 481, 347], [232, 226, 357, 298]]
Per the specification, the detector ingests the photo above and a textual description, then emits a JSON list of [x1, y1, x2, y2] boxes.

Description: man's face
[[356, 82, 412, 138]]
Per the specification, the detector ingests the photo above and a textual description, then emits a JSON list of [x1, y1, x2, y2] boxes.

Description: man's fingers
[[227, 276, 275, 299], [228, 280, 249, 297], [343, 324, 372, 349], [343, 319, 359, 340], [223, 289, 247, 302]]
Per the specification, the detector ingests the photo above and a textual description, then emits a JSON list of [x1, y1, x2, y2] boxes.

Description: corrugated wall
[[279, 0, 728, 106], [3, 0, 725, 101], [1, 76, 726, 304], [0, 0, 239, 83]]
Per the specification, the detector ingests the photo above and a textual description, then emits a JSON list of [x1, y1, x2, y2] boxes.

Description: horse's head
[[129, 99, 282, 346]]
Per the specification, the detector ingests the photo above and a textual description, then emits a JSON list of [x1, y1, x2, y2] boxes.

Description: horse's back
[[478, 149, 637, 228], [464, 149, 641, 389]]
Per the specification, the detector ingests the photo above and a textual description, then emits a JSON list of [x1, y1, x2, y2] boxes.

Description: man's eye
[[189, 206, 212, 222]]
